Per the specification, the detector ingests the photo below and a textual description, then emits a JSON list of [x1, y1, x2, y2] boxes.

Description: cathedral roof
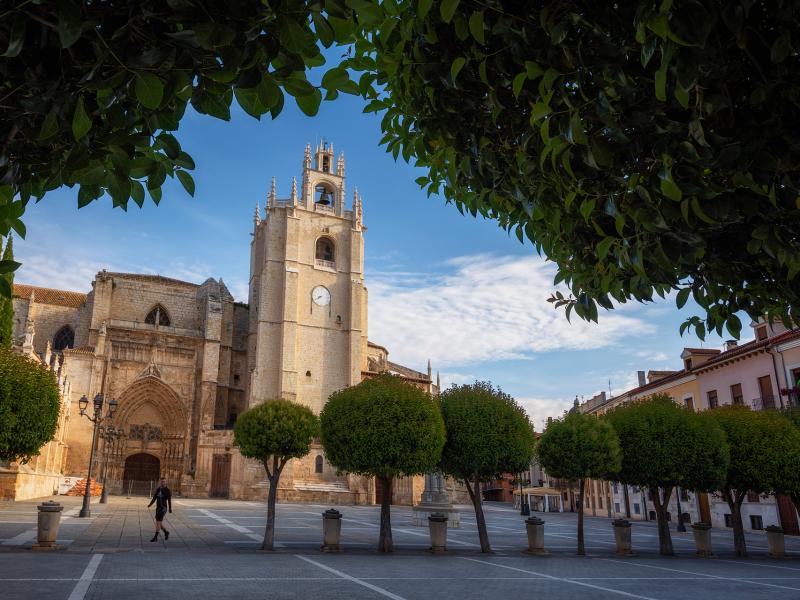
[[14, 284, 87, 308], [103, 272, 200, 287]]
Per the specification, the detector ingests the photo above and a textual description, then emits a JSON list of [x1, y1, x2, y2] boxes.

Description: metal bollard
[[612, 519, 635, 556], [33, 501, 64, 550], [766, 525, 785, 558], [691, 522, 714, 558], [428, 512, 448, 553], [321, 509, 342, 553], [524, 516, 548, 555]]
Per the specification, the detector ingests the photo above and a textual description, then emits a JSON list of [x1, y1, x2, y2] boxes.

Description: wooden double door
[[210, 454, 231, 498]]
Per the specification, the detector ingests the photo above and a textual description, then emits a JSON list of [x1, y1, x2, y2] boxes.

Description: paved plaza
[[1, 496, 799, 599]]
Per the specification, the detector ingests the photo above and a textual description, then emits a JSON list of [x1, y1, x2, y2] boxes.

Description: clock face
[[311, 285, 331, 306]]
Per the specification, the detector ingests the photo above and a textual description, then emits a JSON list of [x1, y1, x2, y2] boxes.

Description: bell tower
[[248, 142, 367, 417]]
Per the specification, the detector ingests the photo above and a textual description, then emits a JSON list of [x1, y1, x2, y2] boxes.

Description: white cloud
[[517, 396, 576, 430], [368, 253, 655, 369]]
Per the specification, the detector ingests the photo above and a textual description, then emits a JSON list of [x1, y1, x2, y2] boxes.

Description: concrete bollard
[[428, 512, 448, 553], [524, 516, 548, 555], [321, 509, 342, 553], [766, 525, 785, 558], [691, 522, 714, 558], [612, 519, 635, 556], [33, 501, 63, 550]]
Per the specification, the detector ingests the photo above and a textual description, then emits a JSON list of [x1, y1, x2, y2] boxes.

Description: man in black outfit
[[148, 477, 172, 542]]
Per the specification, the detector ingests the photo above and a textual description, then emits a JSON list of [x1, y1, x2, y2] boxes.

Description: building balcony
[[750, 395, 777, 411]]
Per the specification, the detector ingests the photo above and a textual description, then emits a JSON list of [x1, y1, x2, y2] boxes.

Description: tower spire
[[304, 144, 312, 169], [427, 359, 432, 379], [254, 201, 261, 225], [337, 152, 345, 177], [268, 176, 276, 209], [290, 177, 298, 205]]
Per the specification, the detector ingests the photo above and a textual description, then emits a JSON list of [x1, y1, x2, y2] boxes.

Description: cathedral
[[4, 143, 437, 504]]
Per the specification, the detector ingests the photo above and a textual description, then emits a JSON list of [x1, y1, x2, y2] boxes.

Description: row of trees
[[234, 376, 536, 552], [3, 1, 800, 340], [538, 395, 800, 557]]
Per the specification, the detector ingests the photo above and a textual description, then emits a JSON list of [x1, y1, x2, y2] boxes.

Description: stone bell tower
[[247, 141, 368, 417]]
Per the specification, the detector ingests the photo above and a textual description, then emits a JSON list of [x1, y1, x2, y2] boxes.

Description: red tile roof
[[14, 284, 87, 308]]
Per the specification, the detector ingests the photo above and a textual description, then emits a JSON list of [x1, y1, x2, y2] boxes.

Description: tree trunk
[[378, 475, 393, 553], [463, 476, 491, 552], [623, 484, 631, 519], [262, 469, 279, 551], [577, 478, 586, 555], [725, 489, 748, 557], [649, 485, 674, 556]]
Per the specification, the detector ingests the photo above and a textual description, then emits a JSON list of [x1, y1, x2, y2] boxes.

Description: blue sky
[[14, 91, 749, 430]]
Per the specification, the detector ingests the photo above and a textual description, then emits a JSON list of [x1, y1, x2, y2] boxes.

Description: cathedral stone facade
[[5, 143, 436, 504]]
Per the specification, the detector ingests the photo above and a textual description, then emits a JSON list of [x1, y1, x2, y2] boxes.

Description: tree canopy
[[0, 0, 363, 288], [439, 381, 536, 552], [710, 405, 800, 557], [320, 374, 445, 552], [605, 394, 728, 555], [234, 398, 319, 550], [0, 347, 61, 463], [353, 0, 800, 338], [537, 410, 621, 555], [0, 235, 13, 346]]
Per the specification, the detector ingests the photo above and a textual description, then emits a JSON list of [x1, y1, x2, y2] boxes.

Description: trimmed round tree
[[439, 381, 536, 553], [320, 374, 445, 553], [710, 406, 800, 557], [537, 411, 621, 555], [234, 399, 319, 551], [0, 347, 61, 463], [606, 394, 728, 555], [781, 407, 800, 518]]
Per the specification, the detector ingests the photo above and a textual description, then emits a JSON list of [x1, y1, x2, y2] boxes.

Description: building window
[[314, 184, 334, 205], [633, 503, 641, 515], [52, 325, 75, 352], [707, 389, 718, 409], [315, 455, 323, 474], [614, 502, 620, 513], [730, 383, 744, 405], [322, 155, 330, 173], [612, 482, 618, 494], [756, 325, 768, 341], [684, 358, 692, 370], [724, 513, 733, 527], [747, 490, 760, 503], [315, 237, 335, 263], [145, 305, 170, 327], [599, 495, 603, 508], [750, 515, 764, 530], [684, 396, 695, 411]]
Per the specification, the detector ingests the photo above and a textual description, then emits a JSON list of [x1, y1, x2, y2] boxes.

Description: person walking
[[148, 477, 172, 542]]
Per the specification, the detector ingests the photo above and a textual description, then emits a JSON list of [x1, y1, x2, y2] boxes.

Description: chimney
[[637, 370, 646, 387], [724, 340, 738, 351]]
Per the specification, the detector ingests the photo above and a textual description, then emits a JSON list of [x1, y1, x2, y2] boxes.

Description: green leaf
[[131, 180, 145, 208], [176, 170, 195, 197], [771, 33, 792, 64], [655, 67, 667, 101], [2, 15, 25, 57], [418, 0, 434, 19], [135, 73, 164, 109], [72, 96, 91, 141], [596, 237, 614, 261], [468, 11, 485, 43], [295, 88, 322, 116], [0, 260, 21, 274], [676, 287, 691, 309], [512, 72, 526, 98], [37, 111, 59, 141], [440, 0, 460, 23], [569, 112, 587, 145], [450, 57, 466, 84], [674, 81, 689, 108], [579, 198, 595, 223], [690, 197, 716, 224], [725, 314, 742, 339], [57, 4, 82, 48]]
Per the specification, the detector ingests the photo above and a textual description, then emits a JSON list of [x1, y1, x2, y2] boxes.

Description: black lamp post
[[98, 425, 125, 504], [519, 473, 530, 516], [77, 393, 117, 518], [675, 486, 686, 532]]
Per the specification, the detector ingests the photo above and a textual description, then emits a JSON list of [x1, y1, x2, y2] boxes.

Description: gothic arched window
[[315, 237, 335, 262], [53, 325, 75, 352], [315, 455, 323, 474], [314, 183, 334, 205], [145, 305, 170, 327]]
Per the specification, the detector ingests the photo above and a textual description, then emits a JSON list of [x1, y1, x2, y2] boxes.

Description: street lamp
[[519, 473, 530, 516], [98, 425, 126, 504], [675, 486, 686, 533], [77, 393, 117, 517]]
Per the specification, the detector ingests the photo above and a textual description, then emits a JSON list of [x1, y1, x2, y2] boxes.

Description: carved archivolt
[[115, 376, 187, 437]]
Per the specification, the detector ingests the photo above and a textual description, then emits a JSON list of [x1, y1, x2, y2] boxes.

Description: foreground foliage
[[439, 381, 536, 553], [537, 411, 621, 555], [355, 0, 800, 338], [234, 399, 319, 551], [606, 395, 728, 555], [0, 347, 61, 463], [320, 374, 445, 552]]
